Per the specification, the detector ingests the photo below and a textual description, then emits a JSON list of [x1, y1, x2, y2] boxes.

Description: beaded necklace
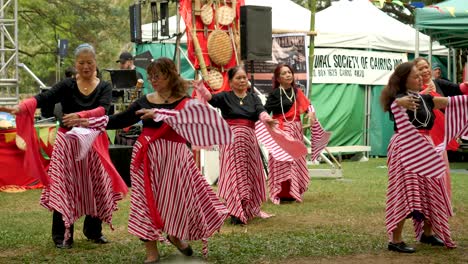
[[407, 91, 431, 128], [279, 86, 296, 123]]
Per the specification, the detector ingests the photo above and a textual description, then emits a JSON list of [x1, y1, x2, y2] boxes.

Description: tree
[[16, 0, 133, 92]]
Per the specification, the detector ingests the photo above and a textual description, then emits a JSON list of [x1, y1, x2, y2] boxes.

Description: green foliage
[[17, 0, 134, 93]]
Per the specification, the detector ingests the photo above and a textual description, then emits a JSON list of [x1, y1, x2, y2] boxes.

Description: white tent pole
[[452, 48, 457, 82], [415, 29, 420, 58], [175, 0, 181, 72], [448, 49, 452, 81], [428, 36, 432, 64]]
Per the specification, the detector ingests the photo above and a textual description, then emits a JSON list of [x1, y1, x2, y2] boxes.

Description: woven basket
[[200, 4, 213, 25], [207, 70, 224, 90], [216, 5, 235, 26], [207, 30, 232, 66], [15, 135, 26, 151]]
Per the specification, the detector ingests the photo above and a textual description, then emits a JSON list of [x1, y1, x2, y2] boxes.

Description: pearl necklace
[[407, 92, 431, 128], [279, 86, 296, 123], [280, 86, 295, 101]]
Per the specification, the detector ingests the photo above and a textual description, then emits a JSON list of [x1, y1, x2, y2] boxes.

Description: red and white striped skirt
[[385, 133, 455, 248], [268, 121, 309, 204], [40, 130, 123, 229], [128, 137, 228, 241], [217, 125, 267, 224]]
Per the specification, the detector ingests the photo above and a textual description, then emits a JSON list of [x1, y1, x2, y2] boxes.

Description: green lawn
[[0, 158, 466, 264]]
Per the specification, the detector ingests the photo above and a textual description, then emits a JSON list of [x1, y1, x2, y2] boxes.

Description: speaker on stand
[[240, 5, 272, 89], [129, 4, 142, 43]]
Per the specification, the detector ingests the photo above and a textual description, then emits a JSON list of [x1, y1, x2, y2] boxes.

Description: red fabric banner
[[0, 129, 42, 190]]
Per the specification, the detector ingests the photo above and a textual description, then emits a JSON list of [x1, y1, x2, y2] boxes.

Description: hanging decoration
[[179, 0, 245, 93]]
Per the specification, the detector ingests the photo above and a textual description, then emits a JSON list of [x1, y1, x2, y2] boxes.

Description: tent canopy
[[415, 0, 468, 48], [315, 0, 448, 55]]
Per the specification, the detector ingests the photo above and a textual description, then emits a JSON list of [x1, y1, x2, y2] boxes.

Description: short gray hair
[[74, 43, 96, 58]]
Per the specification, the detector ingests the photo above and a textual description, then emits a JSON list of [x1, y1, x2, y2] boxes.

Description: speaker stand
[[249, 60, 255, 90]]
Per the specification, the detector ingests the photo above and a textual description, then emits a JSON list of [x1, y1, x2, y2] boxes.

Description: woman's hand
[[62, 113, 81, 127], [395, 96, 419, 110], [192, 80, 205, 91], [307, 112, 316, 126], [0, 105, 20, 115], [422, 81, 436, 94], [265, 118, 278, 128], [136, 108, 155, 120]]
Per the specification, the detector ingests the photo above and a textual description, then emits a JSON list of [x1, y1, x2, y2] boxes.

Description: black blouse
[[106, 96, 188, 130], [434, 79, 462, 97], [392, 93, 435, 132], [264, 87, 296, 115], [34, 78, 112, 128], [209, 91, 265, 121]]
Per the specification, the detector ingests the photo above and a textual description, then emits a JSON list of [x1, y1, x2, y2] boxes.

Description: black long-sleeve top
[[264, 87, 296, 115], [209, 91, 265, 121], [434, 79, 462, 97], [34, 78, 112, 128], [106, 96, 187, 130], [391, 93, 435, 132]]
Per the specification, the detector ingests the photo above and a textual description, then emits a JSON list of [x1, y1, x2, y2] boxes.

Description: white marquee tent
[[314, 0, 448, 55]]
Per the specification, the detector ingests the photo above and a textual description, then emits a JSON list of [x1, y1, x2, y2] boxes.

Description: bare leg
[[423, 220, 434, 236], [392, 219, 406, 243], [144, 241, 159, 263]]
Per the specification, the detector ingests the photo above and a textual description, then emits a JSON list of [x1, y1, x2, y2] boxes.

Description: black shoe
[[279, 197, 296, 202], [420, 234, 445, 246], [89, 235, 109, 244], [167, 235, 193, 256], [55, 240, 72, 249], [388, 242, 415, 253], [230, 216, 245, 225]]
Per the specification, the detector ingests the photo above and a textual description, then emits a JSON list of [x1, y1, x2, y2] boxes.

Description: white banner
[[312, 48, 408, 85]]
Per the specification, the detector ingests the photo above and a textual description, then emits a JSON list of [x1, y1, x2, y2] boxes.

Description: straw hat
[[207, 29, 232, 66], [207, 70, 224, 90], [216, 5, 235, 26], [200, 4, 213, 25]]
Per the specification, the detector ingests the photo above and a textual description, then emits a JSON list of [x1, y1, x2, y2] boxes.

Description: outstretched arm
[[192, 80, 212, 101], [433, 97, 449, 109], [0, 105, 20, 115]]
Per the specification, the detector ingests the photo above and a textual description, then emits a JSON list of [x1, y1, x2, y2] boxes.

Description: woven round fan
[[207, 29, 232, 66], [200, 4, 213, 25], [216, 5, 235, 26], [15, 135, 26, 151], [207, 70, 224, 90], [48, 127, 57, 145]]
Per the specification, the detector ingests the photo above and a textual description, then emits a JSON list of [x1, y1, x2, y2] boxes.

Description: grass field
[[0, 158, 466, 264]]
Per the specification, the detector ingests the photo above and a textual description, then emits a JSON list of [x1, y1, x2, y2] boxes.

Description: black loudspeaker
[[240, 6, 272, 61], [108, 144, 133, 187], [160, 1, 170, 36], [129, 4, 142, 43]]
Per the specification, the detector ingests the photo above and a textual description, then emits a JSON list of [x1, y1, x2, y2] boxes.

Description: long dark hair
[[380, 61, 414, 112], [272, 64, 296, 89], [147, 57, 187, 98]]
